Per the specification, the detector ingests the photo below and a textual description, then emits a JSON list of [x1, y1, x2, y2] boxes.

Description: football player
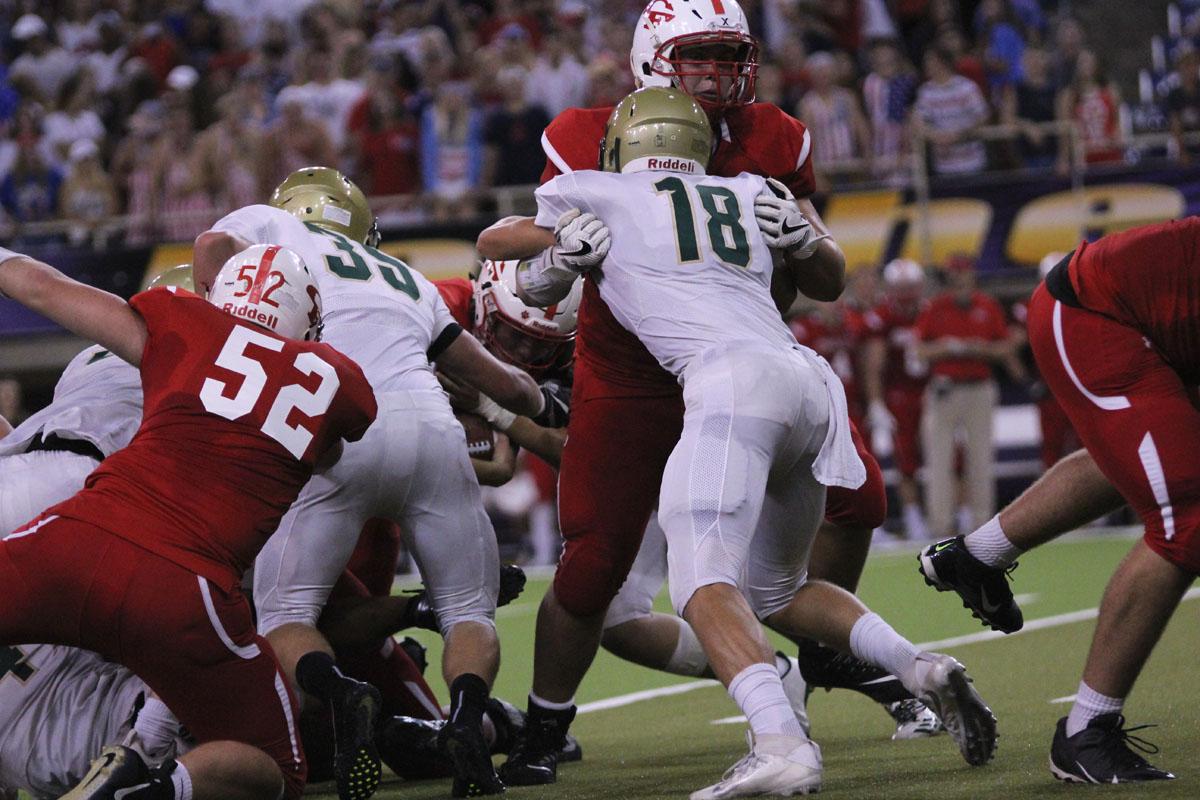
[[920, 220, 1200, 782], [475, 1, 921, 780], [484, 88, 997, 798], [0, 243, 382, 800], [192, 168, 558, 797]]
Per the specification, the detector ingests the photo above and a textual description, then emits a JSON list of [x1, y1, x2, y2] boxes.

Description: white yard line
[[1050, 695, 1077, 704], [583, 588, 1200, 717]]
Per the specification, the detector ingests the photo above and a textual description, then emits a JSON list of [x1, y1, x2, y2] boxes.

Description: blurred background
[[2, 0, 1197, 564]]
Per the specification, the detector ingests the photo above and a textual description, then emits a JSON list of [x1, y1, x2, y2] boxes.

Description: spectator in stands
[[1056, 49, 1123, 171], [754, 64, 787, 109], [862, 38, 918, 184], [936, 26, 989, 99], [148, 102, 211, 242], [259, 94, 337, 194], [350, 56, 422, 215], [111, 100, 164, 246], [798, 50, 871, 188], [194, 93, 262, 215], [527, 30, 588, 118], [43, 70, 105, 168], [0, 136, 64, 233], [483, 66, 550, 188], [1001, 46, 1059, 168], [127, 22, 181, 92], [56, 0, 98, 54], [976, 0, 1026, 103], [476, 0, 542, 49], [7, 14, 79, 106], [1050, 16, 1087, 89], [774, 38, 810, 110], [58, 138, 117, 248], [420, 80, 483, 220], [915, 255, 1024, 540], [1168, 47, 1200, 164], [275, 44, 366, 156], [583, 52, 633, 109], [81, 11, 129, 97], [912, 46, 991, 175]]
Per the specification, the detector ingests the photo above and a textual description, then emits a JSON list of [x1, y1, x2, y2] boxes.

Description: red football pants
[[554, 361, 887, 616], [1028, 284, 1200, 572], [885, 386, 925, 479], [0, 517, 306, 798]]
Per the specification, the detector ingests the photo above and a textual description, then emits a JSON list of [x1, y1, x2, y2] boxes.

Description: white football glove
[[754, 178, 826, 259], [550, 208, 611, 272]]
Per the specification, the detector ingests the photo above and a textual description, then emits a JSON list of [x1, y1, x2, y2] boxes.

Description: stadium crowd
[[0, 0, 1168, 245]]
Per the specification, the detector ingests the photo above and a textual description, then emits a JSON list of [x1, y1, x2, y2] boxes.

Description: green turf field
[[314, 531, 1199, 799]]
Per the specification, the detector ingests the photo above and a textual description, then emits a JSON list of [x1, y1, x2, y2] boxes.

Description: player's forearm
[[787, 237, 846, 302], [476, 216, 555, 261], [193, 229, 252, 295], [472, 434, 516, 486], [505, 416, 566, 468]]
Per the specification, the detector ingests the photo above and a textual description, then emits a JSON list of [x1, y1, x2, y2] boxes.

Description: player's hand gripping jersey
[[540, 104, 814, 393], [46, 287, 377, 590], [211, 205, 463, 393]]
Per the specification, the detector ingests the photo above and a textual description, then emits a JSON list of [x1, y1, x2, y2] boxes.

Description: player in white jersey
[[484, 88, 999, 799], [0, 643, 188, 799], [192, 168, 553, 797]]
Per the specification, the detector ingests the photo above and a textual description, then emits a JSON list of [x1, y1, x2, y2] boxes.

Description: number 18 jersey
[[47, 288, 377, 591], [534, 170, 795, 379], [212, 205, 462, 394]]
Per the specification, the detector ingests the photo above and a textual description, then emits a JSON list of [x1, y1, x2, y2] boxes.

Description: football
[[456, 411, 496, 460]]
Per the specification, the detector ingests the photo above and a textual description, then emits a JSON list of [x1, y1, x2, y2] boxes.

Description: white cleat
[[907, 652, 997, 766], [886, 698, 945, 740], [690, 733, 823, 800], [776, 652, 811, 737]]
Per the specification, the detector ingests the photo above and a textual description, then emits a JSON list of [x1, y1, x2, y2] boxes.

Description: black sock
[[295, 651, 343, 701], [117, 760, 177, 800], [448, 673, 489, 728]]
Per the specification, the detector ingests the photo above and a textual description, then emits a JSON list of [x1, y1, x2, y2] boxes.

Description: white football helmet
[[630, 0, 759, 112], [208, 244, 323, 341], [474, 259, 582, 377], [883, 258, 924, 287]]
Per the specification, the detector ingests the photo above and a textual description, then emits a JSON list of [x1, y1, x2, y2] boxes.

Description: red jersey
[[915, 291, 1009, 382], [864, 298, 928, 392], [436, 277, 475, 330], [539, 103, 816, 395], [789, 307, 867, 410], [1068, 217, 1200, 382], [49, 288, 377, 591]]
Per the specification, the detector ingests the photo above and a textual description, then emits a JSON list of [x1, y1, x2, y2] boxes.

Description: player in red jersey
[[788, 301, 869, 429], [474, 1, 897, 783], [919, 218, 1200, 782], [0, 244, 376, 800], [863, 259, 931, 538]]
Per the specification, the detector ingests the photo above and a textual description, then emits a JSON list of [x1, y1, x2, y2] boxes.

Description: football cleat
[[908, 653, 997, 766], [794, 638, 912, 705], [376, 715, 453, 780], [497, 704, 575, 786], [918, 536, 1024, 633], [404, 565, 528, 632], [1049, 714, 1175, 784], [331, 675, 383, 800], [886, 698, 945, 740], [485, 696, 583, 762], [690, 733, 822, 800], [60, 745, 150, 800], [438, 717, 506, 797], [776, 652, 811, 736]]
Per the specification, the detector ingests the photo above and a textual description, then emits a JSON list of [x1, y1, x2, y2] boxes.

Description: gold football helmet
[[598, 87, 712, 174], [269, 166, 380, 246], [147, 263, 195, 292]]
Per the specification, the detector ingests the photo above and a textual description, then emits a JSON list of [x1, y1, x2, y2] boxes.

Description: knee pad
[[256, 605, 322, 637]]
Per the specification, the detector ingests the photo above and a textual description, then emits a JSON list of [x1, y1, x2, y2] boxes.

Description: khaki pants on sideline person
[[920, 378, 998, 539]]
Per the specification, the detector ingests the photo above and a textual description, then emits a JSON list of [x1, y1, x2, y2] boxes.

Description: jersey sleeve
[[426, 289, 463, 360], [434, 277, 475, 329], [209, 204, 285, 242], [534, 175, 579, 229], [776, 113, 816, 199], [129, 286, 199, 335], [539, 109, 599, 182], [324, 348, 377, 443]]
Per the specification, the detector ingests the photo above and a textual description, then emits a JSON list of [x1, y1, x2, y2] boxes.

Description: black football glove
[[531, 380, 571, 429]]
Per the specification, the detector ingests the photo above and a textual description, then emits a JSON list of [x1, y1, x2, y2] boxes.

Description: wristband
[[475, 394, 518, 432]]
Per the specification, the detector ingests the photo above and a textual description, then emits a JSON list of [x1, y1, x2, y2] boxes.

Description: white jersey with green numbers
[[211, 204, 459, 394], [534, 170, 797, 379]]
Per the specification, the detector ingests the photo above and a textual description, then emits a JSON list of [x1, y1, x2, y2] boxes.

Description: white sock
[[664, 618, 710, 677], [903, 504, 929, 540], [528, 691, 575, 712], [727, 662, 805, 738], [1066, 681, 1124, 737], [848, 612, 921, 681], [963, 514, 1023, 568], [134, 695, 180, 761], [171, 761, 193, 800]]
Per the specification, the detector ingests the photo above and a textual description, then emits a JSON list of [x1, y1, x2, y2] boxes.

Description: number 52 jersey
[[535, 170, 795, 379], [47, 288, 377, 592]]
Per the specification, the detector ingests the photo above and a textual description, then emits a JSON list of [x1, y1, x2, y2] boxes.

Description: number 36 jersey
[[212, 205, 462, 395], [534, 170, 795, 379], [47, 288, 377, 591]]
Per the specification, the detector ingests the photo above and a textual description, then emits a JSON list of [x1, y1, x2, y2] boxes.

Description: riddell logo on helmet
[[223, 302, 280, 330], [647, 157, 695, 172]]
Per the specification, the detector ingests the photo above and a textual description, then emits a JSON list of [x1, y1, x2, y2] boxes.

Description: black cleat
[[1050, 715, 1175, 783], [439, 718, 506, 796], [498, 564, 527, 606], [398, 636, 429, 675], [405, 565, 527, 633], [331, 676, 383, 800], [497, 705, 575, 786], [60, 745, 150, 800], [485, 697, 583, 763], [376, 715, 453, 780], [919, 536, 1024, 633], [794, 638, 913, 705]]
